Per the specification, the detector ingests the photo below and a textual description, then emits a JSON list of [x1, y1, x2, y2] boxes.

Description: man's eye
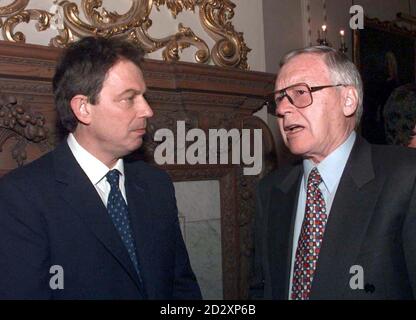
[[295, 89, 307, 95], [118, 96, 136, 108], [122, 96, 135, 104]]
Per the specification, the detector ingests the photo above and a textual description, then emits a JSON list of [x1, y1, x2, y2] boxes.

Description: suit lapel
[[52, 143, 143, 292], [310, 137, 383, 299], [124, 162, 155, 298], [268, 165, 302, 299]]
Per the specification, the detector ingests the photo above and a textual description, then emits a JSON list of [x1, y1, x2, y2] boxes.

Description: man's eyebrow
[[117, 88, 147, 97]]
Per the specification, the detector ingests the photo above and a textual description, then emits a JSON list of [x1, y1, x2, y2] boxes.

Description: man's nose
[[139, 96, 153, 118], [276, 95, 295, 116]]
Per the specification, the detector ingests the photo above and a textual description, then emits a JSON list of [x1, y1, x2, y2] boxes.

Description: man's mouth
[[133, 128, 146, 134], [284, 124, 304, 134]]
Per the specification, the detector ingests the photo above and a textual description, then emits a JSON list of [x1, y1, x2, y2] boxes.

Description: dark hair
[[384, 83, 416, 146], [52, 36, 145, 132]]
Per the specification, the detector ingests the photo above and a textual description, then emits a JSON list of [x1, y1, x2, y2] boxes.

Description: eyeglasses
[[264, 83, 346, 114]]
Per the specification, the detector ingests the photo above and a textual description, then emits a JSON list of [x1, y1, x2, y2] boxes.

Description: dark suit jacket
[[0, 142, 201, 299], [254, 136, 416, 299]]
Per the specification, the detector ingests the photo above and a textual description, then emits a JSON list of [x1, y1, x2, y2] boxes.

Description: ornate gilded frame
[[0, 0, 250, 69]]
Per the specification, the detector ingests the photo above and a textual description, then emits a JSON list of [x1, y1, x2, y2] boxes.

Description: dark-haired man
[[0, 37, 201, 299]]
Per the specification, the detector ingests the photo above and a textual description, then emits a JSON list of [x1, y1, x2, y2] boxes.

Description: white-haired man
[[254, 46, 416, 300]]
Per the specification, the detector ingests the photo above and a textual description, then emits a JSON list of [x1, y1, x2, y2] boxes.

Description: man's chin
[[129, 139, 143, 152], [286, 143, 309, 157], [117, 139, 144, 158]]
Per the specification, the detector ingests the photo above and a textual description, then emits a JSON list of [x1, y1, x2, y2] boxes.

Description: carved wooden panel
[[0, 39, 276, 299]]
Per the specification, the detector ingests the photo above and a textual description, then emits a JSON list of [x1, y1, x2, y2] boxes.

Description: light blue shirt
[[288, 131, 356, 299]]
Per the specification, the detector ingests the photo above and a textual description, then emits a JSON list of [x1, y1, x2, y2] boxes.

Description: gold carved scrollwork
[[154, 0, 199, 18], [59, 0, 147, 38], [200, 0, 250, 69], [2, 9, 53, 43], [56, 0, 210, 64], [0, 0, 29, 16], [134, 21, 209, 63], [0, 0, 250, 69]]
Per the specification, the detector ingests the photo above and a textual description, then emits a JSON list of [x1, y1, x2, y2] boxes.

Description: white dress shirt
[[66, 133, 127, 207], [288, 131, 356, 299]]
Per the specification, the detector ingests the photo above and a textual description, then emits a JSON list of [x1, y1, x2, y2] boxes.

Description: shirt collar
[[67, 133, 125, 186], [303, 131, 356, 193]]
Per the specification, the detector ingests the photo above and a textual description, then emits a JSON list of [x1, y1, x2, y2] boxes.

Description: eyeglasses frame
[[264, 82, 346, 114]]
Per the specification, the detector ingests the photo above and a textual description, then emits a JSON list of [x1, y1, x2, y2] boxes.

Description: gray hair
[[280, 46, 364, 123]]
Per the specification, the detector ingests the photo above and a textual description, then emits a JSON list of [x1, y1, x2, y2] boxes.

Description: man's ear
[[70, 95, 91, 125], [342, 86, 359, 117]]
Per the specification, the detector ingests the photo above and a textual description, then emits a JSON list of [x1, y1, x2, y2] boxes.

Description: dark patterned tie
[[106, 169, 142, 281], [291, 167, 328, 300]]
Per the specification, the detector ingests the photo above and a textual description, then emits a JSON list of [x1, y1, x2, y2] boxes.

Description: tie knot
[[106, 169, 120, 188], [308, 167, 322, 187]]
